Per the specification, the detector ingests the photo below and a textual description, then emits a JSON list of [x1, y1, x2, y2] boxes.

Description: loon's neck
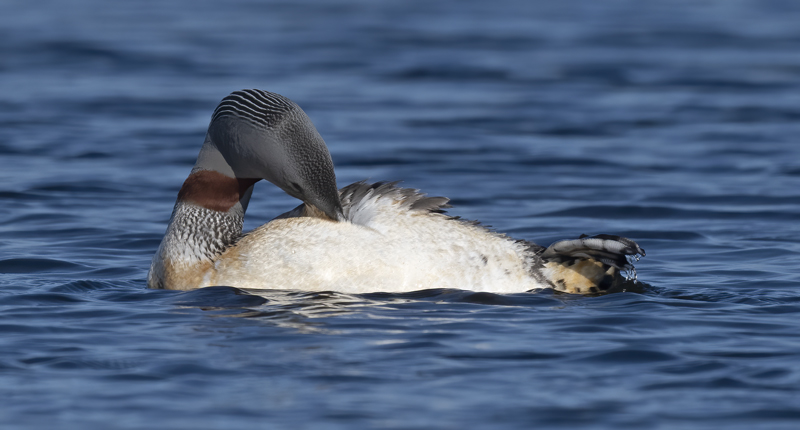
[[147, 170, 257, 290]]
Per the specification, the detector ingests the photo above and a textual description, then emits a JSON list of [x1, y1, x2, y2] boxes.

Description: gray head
[[194, 89, 343, 220]]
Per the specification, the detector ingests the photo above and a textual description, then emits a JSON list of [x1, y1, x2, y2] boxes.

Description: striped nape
[[211, 89, 297, 129]]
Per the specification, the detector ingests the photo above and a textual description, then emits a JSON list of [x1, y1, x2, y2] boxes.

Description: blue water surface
[[1, 0, 800, 429]]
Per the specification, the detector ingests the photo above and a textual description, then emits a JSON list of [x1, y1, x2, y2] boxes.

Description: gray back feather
[[339, 181, 451, 219]]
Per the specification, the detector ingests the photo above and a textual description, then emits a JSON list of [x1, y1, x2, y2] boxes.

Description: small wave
[[577, 349, 677, 364], [537, 205, 799, 221], [0, 258, 87, 274], [168, 286, 269, 309]]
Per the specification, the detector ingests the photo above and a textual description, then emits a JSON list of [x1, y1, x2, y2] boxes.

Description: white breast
[[202, 194, 543, 294]]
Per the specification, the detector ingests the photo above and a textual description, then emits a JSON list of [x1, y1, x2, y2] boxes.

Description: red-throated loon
[[148, 89, 645, 294]]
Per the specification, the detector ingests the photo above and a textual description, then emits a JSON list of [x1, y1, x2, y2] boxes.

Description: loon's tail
[[540, 234, 645, 294]]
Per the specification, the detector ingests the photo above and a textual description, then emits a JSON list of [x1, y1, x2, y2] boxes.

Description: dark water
[[2, 0, 800, 428]]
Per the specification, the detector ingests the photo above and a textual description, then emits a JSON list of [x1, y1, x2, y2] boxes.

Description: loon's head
[[188, 89, 343, 220]]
